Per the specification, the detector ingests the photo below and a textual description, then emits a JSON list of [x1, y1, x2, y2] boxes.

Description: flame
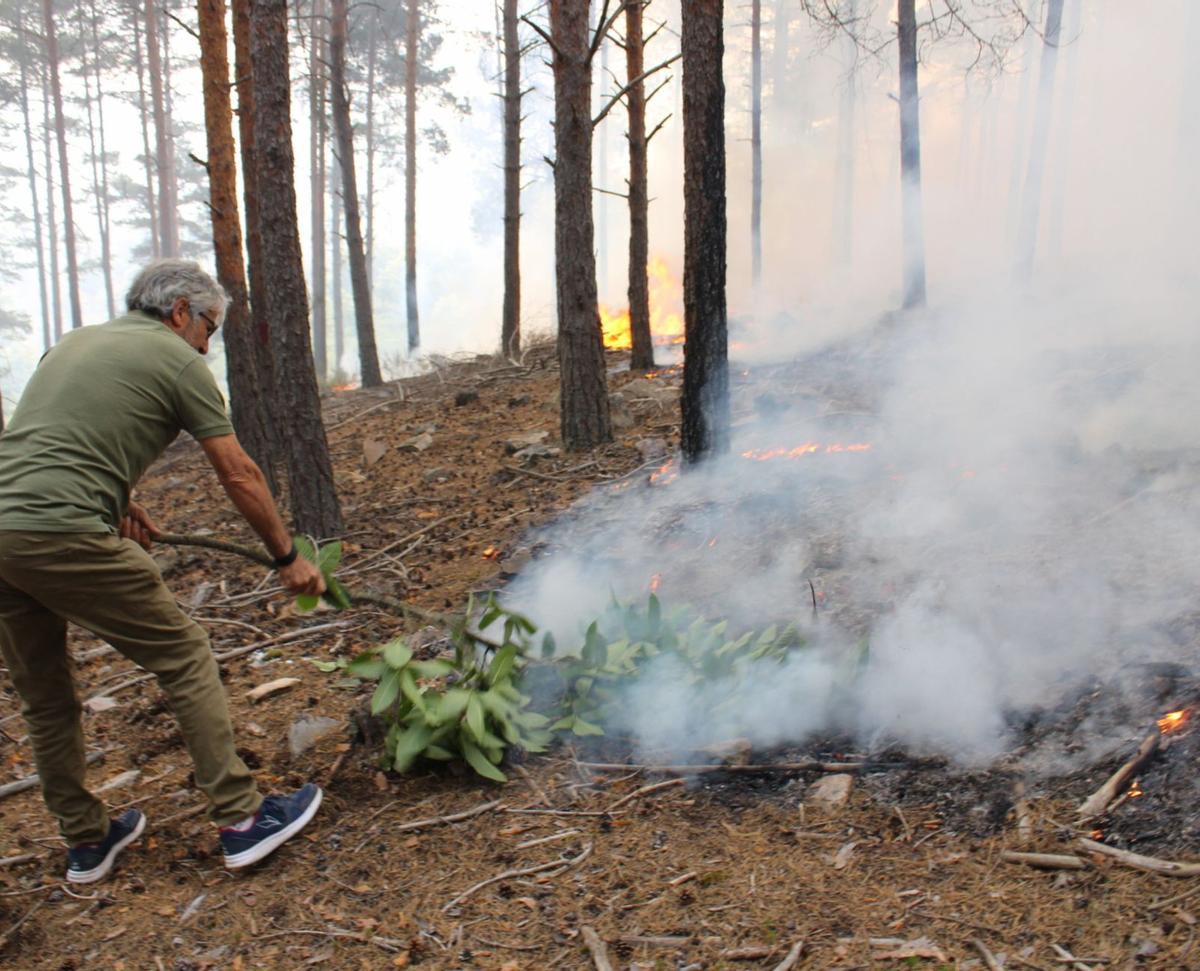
[[1157, 710, 1188, 734], [650, 459, 679, 486], [600, 257, 686, 350], [649, 573, 662, 593], [481, 546, 501, 561], [331, 382, 357, 392], [1128, 778, 1144, 799], [741, 442, 872, 460]]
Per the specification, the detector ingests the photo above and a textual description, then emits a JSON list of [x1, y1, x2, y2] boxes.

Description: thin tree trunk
[[197, 0, 277, 492], [132, 9, 161, 258], [897, 0, 926, 310], [1005, 24, 1037, 245], [78, 2, 115, 318], [250, 0, 342, 536], [330, 0, 382, 387], [625, 0, 654, 371], [88, 0, 115, 315], [145, 0, 178, 258], [310, 0, 327, 380], [750, 0, 762, 290], [330, 150, 345, 373], [1045, 0, 1082, 261], [551, 0, 611, 450], [404, 0, 420, 352], [42, 58, 63, 342], [365, 17, 376, 292], [161, 1, 180, 254], [832, 0, 856, 266], [1014, 0, 1065, 282], [17, 1, 52, 353], [596, 35, 608, 298], [770, 0, 788, 112], [501, 0, 522, 359], [42, 0, 83, 330]]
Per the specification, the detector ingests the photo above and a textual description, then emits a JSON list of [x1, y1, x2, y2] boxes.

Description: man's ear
[[166, 297, 190, 333]]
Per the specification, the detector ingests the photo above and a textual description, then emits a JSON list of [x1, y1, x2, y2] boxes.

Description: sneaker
[[219, 784, 323, 870], [67, 809, 146, 884]]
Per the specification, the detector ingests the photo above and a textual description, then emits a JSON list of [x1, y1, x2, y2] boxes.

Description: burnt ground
[[1, 342, 1198, 970]]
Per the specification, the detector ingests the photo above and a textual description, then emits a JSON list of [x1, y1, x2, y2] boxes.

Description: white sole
[[67, 813, 146, 884], [224, 788, 323, 869]]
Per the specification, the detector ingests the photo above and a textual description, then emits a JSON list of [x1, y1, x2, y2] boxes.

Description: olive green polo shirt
[[0, 311, 234, 533]]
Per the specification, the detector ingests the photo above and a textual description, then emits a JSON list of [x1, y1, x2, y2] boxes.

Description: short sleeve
[[175, 358, 236, 440]]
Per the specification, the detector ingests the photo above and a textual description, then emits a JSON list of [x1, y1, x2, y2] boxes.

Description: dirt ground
[[1, 345, 1198, 970]]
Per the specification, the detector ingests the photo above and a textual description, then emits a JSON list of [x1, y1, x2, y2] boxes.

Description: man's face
[[165, 297, 220, 355]]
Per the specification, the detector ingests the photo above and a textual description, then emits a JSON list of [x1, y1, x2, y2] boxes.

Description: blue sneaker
[[67, 809, 146, 884], [219, 784, 323, 869]]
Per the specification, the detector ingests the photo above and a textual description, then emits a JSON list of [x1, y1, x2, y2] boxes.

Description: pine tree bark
[[42, 0, 83, 331], [1014, 0, 1065, 282], [41, 59, 63, 342], [551, 0, 611, 450], [17, 0, 52, 354], [750, 0, 763, 290], [132, 10, 161, 258], [365, 18, 376, 291], [404, 0, 420, 352], [500, 0, 522, 360], [250, 0, 342, 535], [145, 0, 179, 257], [309, 0, 327, 379], [330, 0, 382, 387], [197, 0, 277, 492], [680, 0, 729, 465], [330, 151, 345, 372], [897, 0, 926, 309], [625, 0, 654, 372]]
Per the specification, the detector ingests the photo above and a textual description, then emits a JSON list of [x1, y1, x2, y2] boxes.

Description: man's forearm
[[219, 465, 293, 560]]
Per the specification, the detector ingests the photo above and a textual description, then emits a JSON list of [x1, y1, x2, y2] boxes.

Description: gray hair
[[125, 259, 229, 323]]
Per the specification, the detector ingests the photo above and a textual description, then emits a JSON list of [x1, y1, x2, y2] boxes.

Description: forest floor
[[1, 342, 1198, 970]]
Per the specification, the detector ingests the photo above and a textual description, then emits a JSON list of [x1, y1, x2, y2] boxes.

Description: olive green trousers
[[0, 531, 261, 844]]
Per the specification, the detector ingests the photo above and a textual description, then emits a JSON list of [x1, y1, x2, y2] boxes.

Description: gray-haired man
[[0, 259, 326, 882]]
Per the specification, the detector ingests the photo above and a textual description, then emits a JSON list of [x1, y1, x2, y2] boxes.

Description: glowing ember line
[[1157, 710, 1188, 734], [741, 443, 872, 461]]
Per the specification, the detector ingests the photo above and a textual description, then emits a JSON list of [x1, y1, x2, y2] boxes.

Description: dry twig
[[580, 925, 614, 971], [604, 777, 686, 812], [1076, 731, 1159, 819], [772, 940, 805, 970], [442, 842, 593, 912], [1078, 838, 1200, 877], [973, 938, 1005, 971], [395, 799, 504, 833], [1001, 850, 1087, 871]]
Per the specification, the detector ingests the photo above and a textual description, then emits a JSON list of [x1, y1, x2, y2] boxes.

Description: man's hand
[[278, 557, 326, 597], [120, 501, 160, 551]]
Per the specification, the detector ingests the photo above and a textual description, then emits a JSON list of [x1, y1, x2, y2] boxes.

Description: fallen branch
[[772, 940, 805, 971], [604, 777, 686, 812], [581, 925, 614, 971], [442, 842, 593, 912], [1076, 731, 1159, 819], [0, 750, 106, 800], [1001, 850, 1088, 871], [1078, 838, 1200, 877], [0, 854, 39, 868], [256, 927, 406, 953], [0, 899, 45, 949], [395, 799, 504, 833], [720, 945, 780, 960]]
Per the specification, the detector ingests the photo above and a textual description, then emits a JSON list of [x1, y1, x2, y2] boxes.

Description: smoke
[[501, 2, 1200, 768]]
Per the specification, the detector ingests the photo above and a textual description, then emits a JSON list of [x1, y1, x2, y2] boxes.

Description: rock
[[507, 394, 531, 408], [504, 430, 550, 454], [454, 390, 480, 407], [84, 696, 120, 714], [95, 769, 140, 793], [288, 715, 343, 758], [363, 438, 389, 466], [512, 444, 561, 462], [422, 467, 451, 484], [399, 432, 433, 453], [636, 438, 669, 462], [807, 773, 854, 807], [245, 677, 302, 703]]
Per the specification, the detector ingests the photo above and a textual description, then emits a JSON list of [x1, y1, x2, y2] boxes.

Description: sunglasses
[[196, 310, 220, 339]]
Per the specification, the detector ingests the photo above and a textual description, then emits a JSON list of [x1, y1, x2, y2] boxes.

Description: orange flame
[[741, 443, 872, 460], [1128, 778, 1144, 799], [650, 459, 679, 486], [331, 382, 358, 392], [600, 257, 686, 350], [481, 546, 501, 561], [1157, 710, 1188, 734]]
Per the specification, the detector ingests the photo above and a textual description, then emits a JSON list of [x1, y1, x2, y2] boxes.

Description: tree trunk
[[404, 0, 420, 352], [897, 0, 926, 310], [330, 150, 345, 373], [770, 0, 789, 113], [250, 0, 341, 536], [750, 0, 762, 290], [162, 0, 179, 252], [551, 0, 611, 450], [79, 0, 115, 318], [1046, 0, 1082, 261], [197, 0, 278, 492], [365, 17, 376, 292], [1014, 0, 1065, 282], [832, 0, 856, 266], [680, 0, 729, 465], [132, 9, 161, 258], [145, 0, 178, 257], [596, 35, 608, 299], [17, 0, 52, 354], [625, 0, 654, 371], [42, 0, 83, 331], [500, 0, 522, 360], [310, 0, 327, 380], [41, 58, 63, 342], [330, 0, 382, 387]]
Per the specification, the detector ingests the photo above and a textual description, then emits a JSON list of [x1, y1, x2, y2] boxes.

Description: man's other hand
[[278, 557, 326, 597], [120, 501, 160, 551]]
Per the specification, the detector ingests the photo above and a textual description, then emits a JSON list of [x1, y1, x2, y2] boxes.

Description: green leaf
[[309, 659, 342, 673], [466, 693, 486, 742], [550, 716, 575, 732], [322, 577, 353, 610], [382, 640, 413, 669], [435, 688, 472, 724], [371, 669, 402, 715], [487, 644, 519, 685], [460, 738, 507, 782], [296, 592, 320, 613], [346, 653, 385, 680], [479, 602, 503, 633], [294, 535, 318, 563], [317, 540, 343, 574], [399, 669, 426, 713], [408, 658, 456, 680], [571, 716, 605, 737], [647, 593, 661, 633], [582, 621, 604, 667], [540, 630, 557, 659], [424, 744, 455, 761], [391, 722, 433, 773]]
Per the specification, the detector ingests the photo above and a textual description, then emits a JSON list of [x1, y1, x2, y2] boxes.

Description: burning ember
[[481, 547, 501, 561], [650, 460, 679, 486], [600, 257, 686, 350], [1128, 778, 1145, 799], [1157, 710, 1189, 734], [741, 442, 872, 461]]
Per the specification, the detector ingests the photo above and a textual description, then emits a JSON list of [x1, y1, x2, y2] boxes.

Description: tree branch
[[592, 51, 681, 129]]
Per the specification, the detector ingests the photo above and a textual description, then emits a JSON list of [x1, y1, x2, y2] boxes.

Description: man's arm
[[199, 434, 326, 596]]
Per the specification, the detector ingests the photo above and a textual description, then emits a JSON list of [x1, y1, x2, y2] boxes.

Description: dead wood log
[[1078, 838, 1200, 877], [1001, 850, 1088, 871], [1076, 731, 1159, 819]]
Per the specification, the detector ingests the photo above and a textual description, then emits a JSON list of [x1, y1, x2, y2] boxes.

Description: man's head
[[125, 259, 228, 355]]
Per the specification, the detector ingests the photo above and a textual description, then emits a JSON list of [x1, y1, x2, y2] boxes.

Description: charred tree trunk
[[625, 0, 654, 371], [145, 0, 178, 258], [42, 0, 83, 331], [750, 0, 762, 290], [197, 0, 277, 492], [132, 10, 161, 258], [17, 2, 52, 354], [404, 0, 420, 352], [1014, 0, 1065, 282], [832, 0, 856, 266], [500, 0, 522, 360], [42, 59, 63, 342], [309, 0, 327, 380], [551, 0, 611, 450], [250, 0, 341, 535], [330, 152, 345, 373], [680, 0, 729, 464], [330, 0, 382, 387], [897, 0, 926, 310]]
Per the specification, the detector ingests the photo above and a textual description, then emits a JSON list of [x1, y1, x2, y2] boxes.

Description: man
[[0, 259, 327, 883]]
